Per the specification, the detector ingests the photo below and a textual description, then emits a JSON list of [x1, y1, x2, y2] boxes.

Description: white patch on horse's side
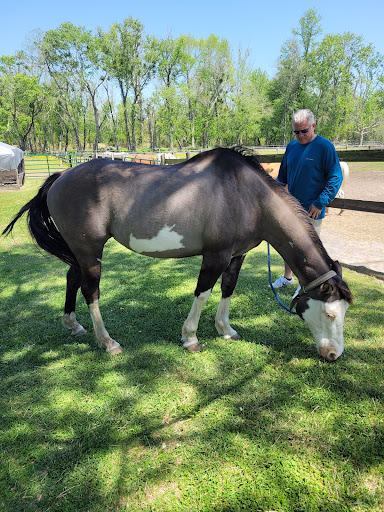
[[302, 298, 349, 361], [289, 241, 294, 248], [129, 225, 185, 253]]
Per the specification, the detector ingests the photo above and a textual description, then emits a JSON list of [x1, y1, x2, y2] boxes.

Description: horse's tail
[[2, 173, 79, 268]]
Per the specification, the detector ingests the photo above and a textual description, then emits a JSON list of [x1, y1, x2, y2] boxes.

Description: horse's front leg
[[215, 254, 245, 340], [81, 261, 123, 355], [182, 251, 233, 351]]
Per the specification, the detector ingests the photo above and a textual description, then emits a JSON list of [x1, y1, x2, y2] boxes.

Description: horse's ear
[[320, 283, 333, 295], [331, 260, 343, 277]]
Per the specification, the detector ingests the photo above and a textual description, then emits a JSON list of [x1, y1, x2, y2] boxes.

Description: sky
[[0, 0, 383, 77]]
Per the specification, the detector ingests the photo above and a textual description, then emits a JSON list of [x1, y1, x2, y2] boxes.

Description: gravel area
[[322, 168, 384, 244], [321, 165, 384, 278]]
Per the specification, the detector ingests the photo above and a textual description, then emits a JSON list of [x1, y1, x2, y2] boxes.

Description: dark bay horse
[[3, 147, 353, 361]]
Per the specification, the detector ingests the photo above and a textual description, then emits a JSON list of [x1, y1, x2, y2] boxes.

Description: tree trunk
[[139, 94, 144, 146], [148, 111, 156, 151], [90, 91, 101, 151], [120, 85, 131, 151], [131, 108, 137, 152], [203, 127, 208, 148]]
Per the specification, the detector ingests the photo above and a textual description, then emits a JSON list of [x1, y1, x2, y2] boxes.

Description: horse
[[335, 162, 350, 214], [3, 147, 353, 361]]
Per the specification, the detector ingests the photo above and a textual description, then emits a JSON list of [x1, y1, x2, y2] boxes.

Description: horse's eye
[[326, 312, 336, 321]]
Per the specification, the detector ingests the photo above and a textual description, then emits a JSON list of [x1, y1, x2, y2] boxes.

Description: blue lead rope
[[267, 243, 297, 315]]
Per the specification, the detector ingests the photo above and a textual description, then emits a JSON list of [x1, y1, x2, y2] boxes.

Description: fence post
[[46, 156, 50, 175]]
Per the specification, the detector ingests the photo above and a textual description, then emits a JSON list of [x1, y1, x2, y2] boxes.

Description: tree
[[40, 22, 105, 150], [156, 35, 190, 149], [229, 49, 271, 145], [193, 35, 233, 147], [0, 55, 45, 150], [99, 18, 159, 151], [270, 9, 322, 144], [349, 47, 384, 144]]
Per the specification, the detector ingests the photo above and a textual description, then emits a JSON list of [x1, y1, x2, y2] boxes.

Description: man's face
[[293, 120, 316, 144]]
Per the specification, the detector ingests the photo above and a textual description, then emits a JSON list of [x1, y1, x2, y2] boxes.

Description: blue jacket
[[277, 135, 343, 219]]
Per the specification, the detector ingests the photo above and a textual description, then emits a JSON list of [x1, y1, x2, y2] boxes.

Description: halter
[[267, 243, 337, 315], [289, 270, 337, 312]]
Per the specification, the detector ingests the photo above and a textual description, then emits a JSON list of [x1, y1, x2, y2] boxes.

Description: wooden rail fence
[[6, 150, 383, 216]]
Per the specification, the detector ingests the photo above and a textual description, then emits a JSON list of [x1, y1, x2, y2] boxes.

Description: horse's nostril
[[327, 351, 337, 361]]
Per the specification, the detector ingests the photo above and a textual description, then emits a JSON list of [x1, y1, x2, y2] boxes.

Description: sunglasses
[[293, 128, 310, 134]]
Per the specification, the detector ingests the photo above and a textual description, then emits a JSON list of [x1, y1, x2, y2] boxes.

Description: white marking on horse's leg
[[88, 300, 123, 354], [62, 312, 87, 336], [182, 289, 211, 350], [215, 296, 240, 340]]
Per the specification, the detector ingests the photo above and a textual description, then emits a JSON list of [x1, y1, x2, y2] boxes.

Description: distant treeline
[[0, 9, 383, 152]]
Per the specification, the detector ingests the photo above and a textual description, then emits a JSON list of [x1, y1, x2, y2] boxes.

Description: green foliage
[[0, 9, 383, 150], [0, 58, 45, 149]]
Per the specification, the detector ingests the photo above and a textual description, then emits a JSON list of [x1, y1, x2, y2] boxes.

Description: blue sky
[[1, 0, 383, 76]]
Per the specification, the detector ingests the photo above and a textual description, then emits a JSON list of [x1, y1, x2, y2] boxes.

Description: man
[[271, 109, 343, 292]]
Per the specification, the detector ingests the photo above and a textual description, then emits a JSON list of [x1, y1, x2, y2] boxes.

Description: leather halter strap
[[290, 270, 337, 312]]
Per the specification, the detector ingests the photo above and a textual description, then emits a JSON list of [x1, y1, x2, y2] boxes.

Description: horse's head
[[292, 263, 353, 361]]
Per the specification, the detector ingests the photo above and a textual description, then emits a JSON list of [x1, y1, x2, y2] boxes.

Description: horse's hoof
[[184, 342, 204, 352], [231, 333, 241, 340], [106, 342, 123, 355], [73, 327, 87, 336]]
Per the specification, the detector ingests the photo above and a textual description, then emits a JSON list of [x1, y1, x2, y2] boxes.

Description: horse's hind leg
[[81, 262, 122, 355], [62, 266, 87, 336], [182, 251, 233, 351], [215, 254, 245, 340]]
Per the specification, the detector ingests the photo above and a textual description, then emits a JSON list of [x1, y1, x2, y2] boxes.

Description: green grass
[[1, 181, 383, 512]]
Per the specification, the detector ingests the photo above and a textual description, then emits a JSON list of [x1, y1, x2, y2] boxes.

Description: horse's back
[[46, 152, 273, 259]]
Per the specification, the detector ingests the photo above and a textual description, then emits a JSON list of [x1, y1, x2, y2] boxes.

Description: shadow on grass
[[1, 240, 383, 511]]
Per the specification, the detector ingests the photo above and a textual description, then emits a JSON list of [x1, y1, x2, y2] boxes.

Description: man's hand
[[308, 204, 321, 219]]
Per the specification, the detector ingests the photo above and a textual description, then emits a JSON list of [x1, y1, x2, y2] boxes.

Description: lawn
[[0, 179, 383, 512]]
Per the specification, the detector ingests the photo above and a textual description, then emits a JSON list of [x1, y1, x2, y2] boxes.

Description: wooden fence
[[10, 150, 384, 217]]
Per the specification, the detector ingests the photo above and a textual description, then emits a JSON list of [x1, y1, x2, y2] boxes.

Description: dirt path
[[322, 168, 384, 244], [321, 166, 384, 279]]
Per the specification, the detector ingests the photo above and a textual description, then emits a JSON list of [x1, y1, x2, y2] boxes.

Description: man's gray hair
[[292, 109, 315, 126]]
